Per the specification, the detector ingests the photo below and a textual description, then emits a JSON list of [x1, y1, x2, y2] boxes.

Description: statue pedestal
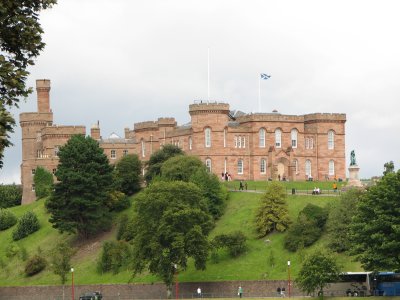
[[347, 165, 363, 188]]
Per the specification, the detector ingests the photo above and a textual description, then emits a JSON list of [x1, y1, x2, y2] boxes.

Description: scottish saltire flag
[[261, 73, 271, 80]]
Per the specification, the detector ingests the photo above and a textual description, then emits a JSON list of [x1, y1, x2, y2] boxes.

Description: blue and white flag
[[260, 73, 271, 80]]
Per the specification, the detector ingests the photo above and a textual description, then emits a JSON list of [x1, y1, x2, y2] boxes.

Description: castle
[[20, 79, 346, 204]]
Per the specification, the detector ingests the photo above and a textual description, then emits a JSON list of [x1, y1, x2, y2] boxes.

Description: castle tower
[[91, 121, 101, 140], [20, 80, 54, 204]]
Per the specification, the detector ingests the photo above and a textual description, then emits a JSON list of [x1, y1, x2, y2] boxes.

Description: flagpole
[[258, 74, 261, 112], [208, 48, 210, 102]]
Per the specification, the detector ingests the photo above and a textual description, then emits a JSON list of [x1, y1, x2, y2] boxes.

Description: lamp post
[[71, 267, 74, 300], [174, 264, 179, 300], [287, 261, 291, 298]]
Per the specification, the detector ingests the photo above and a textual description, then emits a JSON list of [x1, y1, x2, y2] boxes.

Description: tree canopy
[[33, 166, 54, 199], [113, 154, 142, 195], [46, 135, 114, 238], [0, 0, 57, 168], [144, 144, 183, 183], [254, 182, 290, 237], [351, 169, 400, 270], [296, 249, 341, 297], [130, 181, 213, 296], [160, 155, 204, 182]]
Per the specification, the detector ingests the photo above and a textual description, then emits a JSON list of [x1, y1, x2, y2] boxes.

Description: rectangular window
[[242, 137, 246, 148], [234, 136, 238, 148], [223, 129, 226, 148], [238, 159, 243, 174], [205, 128, 211, 148], [123, 150, 128, 156], [260, 159, 266, 174], [31, 184, 35, 192], [52, 168, 57, 175], [54, 145, 60, 157], [111, 150, 116, 159], [31, 169, 36, 175]]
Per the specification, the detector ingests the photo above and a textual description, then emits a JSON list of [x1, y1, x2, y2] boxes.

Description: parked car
[[79, 291, 103, 300]]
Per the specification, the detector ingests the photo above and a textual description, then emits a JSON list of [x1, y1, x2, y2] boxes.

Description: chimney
[[36, 79, 51, 113], [91, 121, 101, 140]]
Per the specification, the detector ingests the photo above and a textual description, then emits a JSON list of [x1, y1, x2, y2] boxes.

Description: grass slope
[[0, 190, 361, 286]]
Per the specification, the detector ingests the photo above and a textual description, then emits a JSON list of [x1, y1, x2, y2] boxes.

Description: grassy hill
[[0, 185, 361, 286]]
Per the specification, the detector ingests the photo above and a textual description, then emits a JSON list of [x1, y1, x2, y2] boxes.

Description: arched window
[[205, 128, 211, 148], [329, 160, 335, 176], [205, 158, 212, 173], [224, 157, 227, 173], [259, 128, 266, 148], [291, 129, 298, 148], [141, 140, 145, 157], [238, 136, 242, 148], [305, 160, 312, 177], [310, 138, 314, 149], [234, 136, 238, 148], [223, 128, 227, 148], [242, 136, 246, 148], [328, 130, 335, 150], [237, 159, 243, 174], [293, 159, 298, 174], [189, 136, 192, 150], [275, 129, 282, 148], [260, 158, 266, 174], [305, 138, 309, 149]]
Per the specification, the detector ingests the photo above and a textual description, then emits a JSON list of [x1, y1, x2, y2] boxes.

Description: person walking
[[238, 286, 243, 298], [239, 181, 244, 190], [197, 287, 202, 298]]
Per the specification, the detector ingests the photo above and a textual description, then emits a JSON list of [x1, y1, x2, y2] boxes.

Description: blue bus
[[372, 272, 400, 296]]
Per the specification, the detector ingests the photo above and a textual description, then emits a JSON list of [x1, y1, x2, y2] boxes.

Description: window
[[328, 130, 335, 150], [141, 140, 145, 157], [31, 184, 35, 192], [238, 136, 242, 148], [259, 128, 266, 148], [242, 136, 246, 148], [54, 145, 60, 157], [189, 136, 192, 150], [305, 138, 309, 149], [329, 160, 335, 176], [205, 158, 212, 173], [111, 150, 116, 159], [223, 128, 227, 148], [293, 159, 299, 174], [305, 160, 312, 177], [275, 129, 282, 148], [310, 138, 314, 149], [291, 129, 298, 148], [260, 159, 266, 174], [52, 168, 57, 175], [31, 169, 36, 175], [123, 149, 128, 156], [224, 157, 227, 173], [205, 128, 211, 148], [237, 159, 243, 174], [234, 136, 238, 148]]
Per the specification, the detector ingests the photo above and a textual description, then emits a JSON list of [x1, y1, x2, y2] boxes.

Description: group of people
[[195, 286, 243, 298], [312, 187, 321, 195], [221, 172, 232, 181]]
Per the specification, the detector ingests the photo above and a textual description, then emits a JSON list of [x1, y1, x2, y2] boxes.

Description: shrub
[[5, 243, 19, 258], [0, 209, 17, 230], [97, 240, 131, 274], [12, 211, 40, 241], [107, 191, 131, 212], [212, 231, 247, 258], [25, 255, 46, 276], [0, 184, 22, 208]]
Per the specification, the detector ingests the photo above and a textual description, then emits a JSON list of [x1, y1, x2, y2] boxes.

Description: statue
[[350, 150, 357, 166]]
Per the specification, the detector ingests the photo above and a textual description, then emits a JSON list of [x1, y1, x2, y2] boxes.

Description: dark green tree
[[296, 249, 341, 297], [211, 231, 247, 257], [254, 182, 290, 237], [0, 0, 57, 168], [114, 154, 142, 195], [130, 181, 213, 297], [161, 155, 204, 182], [327, 189, 364, 252], [144, 144, 183, 183], [383, 161, 395, 176], [351, 169, 400, 270], [46, 135, 114, 238], [0, 184, 22, 207], [33, 166, 54, 199]]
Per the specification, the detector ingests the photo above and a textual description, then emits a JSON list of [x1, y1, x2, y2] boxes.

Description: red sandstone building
[[20, 80, 346, 204]]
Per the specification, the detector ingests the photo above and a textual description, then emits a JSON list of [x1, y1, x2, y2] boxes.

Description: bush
[[24, 255, 46, 276], [117, 214, 136, 241], [5, 243, 20, 258], [97, 240, 131, 274], [12, 211, 40, 241], [107, 191, 131, 212], [0, 209, 17, 230], [212, 231, 247, 258], [33, 166, 54, 199], [0, 184, 22, 208]]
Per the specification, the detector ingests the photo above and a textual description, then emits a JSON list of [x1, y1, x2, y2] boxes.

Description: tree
[[46, 135, 114, 238], [351, 169, 400, 270], [0, 184, 22, 207], [254, 182, 291, 237], [114, 154, 142, 195], [383, 161, 395, 176], [130, 181, 213, 297], [296, 249, 341, 297], [33, 166, 54, 199], [50, 241, 75, 300], [161, 155, 204, 182], [327, 189, 364, 253], [0, 0, 57, 168], [144, 144, 184, 183]]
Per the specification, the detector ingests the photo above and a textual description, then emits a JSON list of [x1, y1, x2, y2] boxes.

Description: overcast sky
[[1, 0, 400, 184]]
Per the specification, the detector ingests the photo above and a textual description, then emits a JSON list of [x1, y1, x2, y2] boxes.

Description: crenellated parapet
[[237, 113, 304, 123], [189, 102, 230, 115], [304, 113, 346, 123]]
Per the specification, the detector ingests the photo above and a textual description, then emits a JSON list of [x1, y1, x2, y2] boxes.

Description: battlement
[[157, 117, 176, 126], [41, 125, 86, 137], [237, 113, 304, 123], [20, 112, 53, 124], [189, 102, 230, 115], [134, 121, 159, 130], [304, 113, 346, 122], [36, 79, 51, 91]]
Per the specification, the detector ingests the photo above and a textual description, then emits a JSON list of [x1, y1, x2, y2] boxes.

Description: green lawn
[[0, 191, 361, 286]]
